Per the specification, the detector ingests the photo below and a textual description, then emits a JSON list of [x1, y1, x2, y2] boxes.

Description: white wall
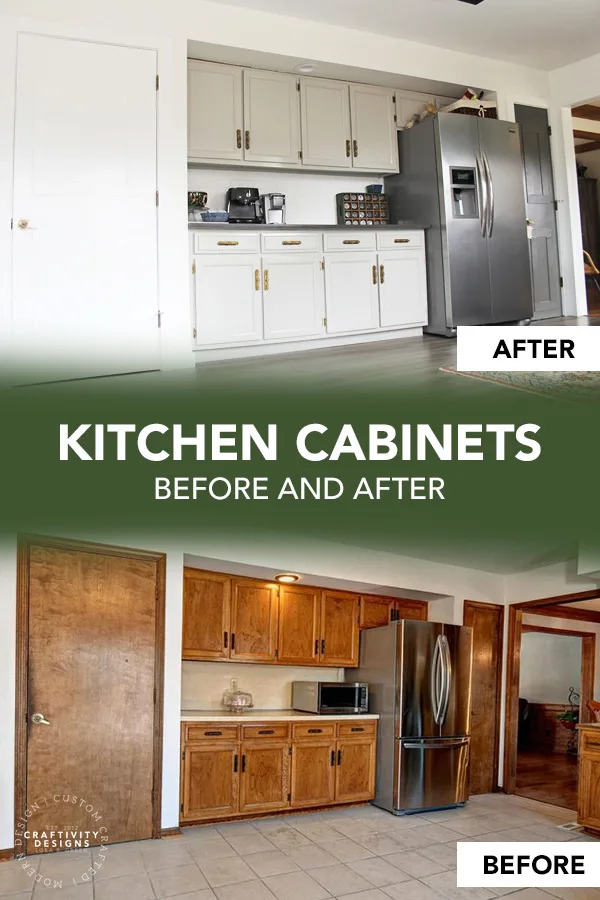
[[522, 612, 600, 701], [519, 631, 582, 704]]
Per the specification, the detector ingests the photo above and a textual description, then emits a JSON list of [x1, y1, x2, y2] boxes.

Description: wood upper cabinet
[[243, 69, 300, 165], [181, 742, 239, 821], [300, 77, 352, 169], [188, 60, 243, 161], [320, 590, 359, 666], [230, 578, 279, 662], [578, 727, 600, 834], [395, 598, 428, 622], [290, 740, 336, 808], [349, 84, 398, 171], [182, 568, 230, 660], [335, 737, 377, 803], [239, 742, 290, 814], [277, 584, 320, 665], [359, 595, 395, 629]]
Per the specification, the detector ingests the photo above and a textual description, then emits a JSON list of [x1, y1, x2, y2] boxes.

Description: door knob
[[31, 712, 50, 725], [17, 219, 30, 230]]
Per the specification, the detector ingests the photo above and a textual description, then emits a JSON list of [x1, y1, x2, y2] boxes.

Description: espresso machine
[[226, 187, 264, 224], [261, 193, 286, 225]]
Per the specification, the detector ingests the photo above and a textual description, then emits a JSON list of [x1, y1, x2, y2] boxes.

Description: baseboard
[[160, 827, 183, 839], [0, 848, 14, 862]]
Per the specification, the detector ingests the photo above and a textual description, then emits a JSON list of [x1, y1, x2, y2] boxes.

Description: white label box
[[457, 326, 600, 372], [457, 842, 600, 888]]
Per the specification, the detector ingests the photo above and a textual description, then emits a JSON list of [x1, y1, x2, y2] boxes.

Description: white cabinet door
[[349, 84, 398, 171], [300, 78, 352, 168], [243, 69, 300, 165], [263, 254, 325, 340], [194, 255, 263, 345], [378, 250, 427, 328], [188, 60, 243, 161], [324, 252, 379, 334], [396, 93, 435, 129]]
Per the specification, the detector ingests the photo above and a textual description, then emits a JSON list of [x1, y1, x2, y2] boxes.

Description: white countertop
[[182, 709, 379, 722]]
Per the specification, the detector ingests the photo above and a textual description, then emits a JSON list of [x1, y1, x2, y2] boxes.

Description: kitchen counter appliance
[[292, 681, 369, 715], [226, 187, 264, 224], [349, 620, 473, 814], [261, 192, 286, 225]]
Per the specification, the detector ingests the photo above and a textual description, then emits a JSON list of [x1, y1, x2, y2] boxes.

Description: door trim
[[14, 534, 166, 851], [463, 600, 504, 792]]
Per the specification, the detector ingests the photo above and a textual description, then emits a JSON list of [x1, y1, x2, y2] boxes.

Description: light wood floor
[[516, 750, 579, 811]]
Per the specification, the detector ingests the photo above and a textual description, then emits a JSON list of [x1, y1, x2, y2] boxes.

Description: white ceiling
[[204, 0, 600, 71]]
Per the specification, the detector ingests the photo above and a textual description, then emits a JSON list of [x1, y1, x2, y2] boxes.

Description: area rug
[[440, 367, 600, 403]]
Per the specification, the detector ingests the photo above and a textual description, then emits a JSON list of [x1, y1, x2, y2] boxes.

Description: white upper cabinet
[[349, 84, 398, 171], [243, 69, 300, 165], [396, 92, 435, 129], [188, 60, 243, 161], [300, 78, 352, 169]]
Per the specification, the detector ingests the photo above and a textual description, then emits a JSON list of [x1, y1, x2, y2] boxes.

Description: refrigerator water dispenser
[[450, 167, 478, 218]]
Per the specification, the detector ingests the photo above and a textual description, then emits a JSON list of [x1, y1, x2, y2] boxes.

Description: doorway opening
[[572, 100, 600, 316]]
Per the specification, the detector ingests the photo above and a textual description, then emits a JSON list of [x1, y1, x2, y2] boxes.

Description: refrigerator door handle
[[403, 739, 468, 750], [476, 154, 487, 238], [430, 635, 443, 725], [439, 635, 452, 725], [482, 150, 495, 237]]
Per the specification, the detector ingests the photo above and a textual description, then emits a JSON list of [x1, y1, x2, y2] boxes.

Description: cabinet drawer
[[337, 721, 377, 738], [324, 232, 376, 252], [581, 731, 600, 755], [242, 724, 290, 741], [292, 722, 336, 740], [184, 724, 240, 742], [261, 232, 322, 253], [376, 231, 424, 250], [194, 232, 261, 254]]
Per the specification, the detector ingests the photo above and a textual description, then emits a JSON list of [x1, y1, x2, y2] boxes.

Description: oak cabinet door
[[188, 60, 243, 161], [182, 568, 231, 660], [395, 599, 429, 621], [262, 254, 326, 340], [335, 738, 377, 803], [324, 252, 380, 334], [378, 250, 427, 328], [230, 579, 279, 662], [320, 590, 359, 667], [278, 584, 321, 665], [239, 742, 290, 814], [193, 255, 263, 346], [349, 84, 398, 172], [300, 78, 352, 169], [181, 743, 239, 821], [290, 741, 336, 808], [579, 752, 600, 832], [359, 595, 395, 629], [243, 69, 300, 165]]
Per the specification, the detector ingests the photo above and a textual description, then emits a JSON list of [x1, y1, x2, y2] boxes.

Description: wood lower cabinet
[[181, 742, 239, 821], [239, 742, 290, 814], [290, 740, 336, 808], [578, 726, 600, 834], [335, 737, 377, 803]]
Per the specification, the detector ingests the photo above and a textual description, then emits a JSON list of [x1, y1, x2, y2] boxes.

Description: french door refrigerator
[[350, 620, 473, 814], [385, 113, 533, 336]]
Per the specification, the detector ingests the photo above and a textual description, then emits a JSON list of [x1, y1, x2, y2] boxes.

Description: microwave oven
[[291, 681, 369, 715]]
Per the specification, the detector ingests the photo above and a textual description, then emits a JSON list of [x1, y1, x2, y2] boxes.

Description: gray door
[[478, 118, 533, 324], [515, 104, 563, 320], [437, 114, 492, 326], [439, 625, 473, 738], [397, 621, 442, 739], [396, 737, 470, 812]]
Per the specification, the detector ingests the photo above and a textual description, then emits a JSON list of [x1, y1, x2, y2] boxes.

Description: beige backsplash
[[181, 661, 344, 711]]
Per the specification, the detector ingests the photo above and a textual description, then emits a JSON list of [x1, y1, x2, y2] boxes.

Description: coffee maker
[[261, 193, 286, 225], [226, 188, 263, 224]]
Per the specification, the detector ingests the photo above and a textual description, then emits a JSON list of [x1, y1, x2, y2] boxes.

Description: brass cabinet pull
[[282, 240, 302, 245], [343, 239, 360, 245], [346, 139, 351, 158], [353, 139, 358, 158], [236, 129, 242, 149], [380, 264, 385, 284], [394, 238, 410, 244], [217, 241, 239, 246], [245, 130, 250, 150], [372, 264, 378, 285], [264, 269, 269, 291], [255, 269, 260, 291]]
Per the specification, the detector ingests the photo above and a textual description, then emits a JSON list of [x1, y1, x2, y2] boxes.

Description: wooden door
[[182, 568, 231, 660], [324, 252, 380, 334], [463, 600, 504, 794], [360, 595, 395, 629], [278, 584, 321, 665], [320, 590, 359, 666], [194, 255, 263, 345], [12, 35, 159, 379], [239, 742, 289, 814], [300, 78, 352, 169], [181, 743, 239, 821], [243, 69, 300, 165], [378, 250, 428, 328], [262, 254, 325, 340], [188, 60, 243, 161], [290, 741, 336, 808], [19, 539, 165, 851], [230, 578, 279, 662], [335, 739, 376, 803], [349, 84, 398, 171]]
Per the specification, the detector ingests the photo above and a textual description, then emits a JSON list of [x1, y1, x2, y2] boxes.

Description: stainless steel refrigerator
[[385, 113, 533, 336], [350, 620, 473, 814]]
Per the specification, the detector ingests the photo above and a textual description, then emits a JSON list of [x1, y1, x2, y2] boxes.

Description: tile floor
[[0, 793, 597, 900]]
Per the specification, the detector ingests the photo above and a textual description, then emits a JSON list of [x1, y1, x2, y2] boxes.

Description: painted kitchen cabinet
[[378, 249, 428, 328], [349, 84, 398, 171], [262, 253, 325, 340], [243, 69, 300, 165], [324, 251, 380, 334], [230, 578, 279, 662], [188, 60, 243, 161], [193, 254, 263, 345], [320, 590, 360, 667], [182, 568, 230, 660], [239, 741, 290, 814], [299, 77, 352, 169], [277, 584, 321, 666], [181, 742, 239, 821]]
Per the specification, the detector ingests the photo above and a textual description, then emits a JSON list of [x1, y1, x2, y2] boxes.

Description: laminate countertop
[[181, 709, 379, 722], [187, 222, 427, 231]]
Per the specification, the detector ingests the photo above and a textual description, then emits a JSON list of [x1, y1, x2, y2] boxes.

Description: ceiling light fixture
[[275, 573, 301, 583], [294, 64, 317, 74], [456, 0, 485, 4]]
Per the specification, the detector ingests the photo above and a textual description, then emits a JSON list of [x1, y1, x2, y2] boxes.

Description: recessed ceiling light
[[275, 573, 301, 583], [294, 64, 317, 74], [456, 0, 485, 4]]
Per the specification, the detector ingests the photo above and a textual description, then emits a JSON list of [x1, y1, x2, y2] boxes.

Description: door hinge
[[180, 802, 183, 813], [322, 317, 327, 327], [298, 150, 303, 160], [287, 792, 291, 802], [157, 311, 162, 328], [192, 327, 197, 339], [192, 261, 196, 275], [296, 82, 300, 92], [394, 114, 397, 124], [275, 648, 279, 659], [156, 74, 160, 91], [10, 218, 13, 230], [156, 191, 159, 206], [560, 276, 564, 288], [289, 746, 292, 756], [320, 258, 325, 270], [548, 125, 552, 136], [182, 750, 186, 761], [554, 200, 559, 212]]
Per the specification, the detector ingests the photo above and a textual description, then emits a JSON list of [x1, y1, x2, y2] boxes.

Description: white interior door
[[300, 78, 352, 169], [188, 60, 243, 161], [349, 84, 398, 171], [262, 254, 325, 340], [324, 252, 379, 333], [12, 34, 160, 378], [243, 70, 300, 165], [378, 250, 428, 328], [194, 255, 263, 345]]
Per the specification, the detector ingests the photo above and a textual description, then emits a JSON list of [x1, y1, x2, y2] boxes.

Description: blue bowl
[[201, 211, 229, 222]]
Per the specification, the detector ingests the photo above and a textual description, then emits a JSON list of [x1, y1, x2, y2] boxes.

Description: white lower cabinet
[[194, 254, 263, 345], [378, 249, 428, 328], [324, 252, 380, 334], [262, 254, 325, 340]]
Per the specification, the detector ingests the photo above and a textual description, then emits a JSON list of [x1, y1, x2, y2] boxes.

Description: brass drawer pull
[[282, 240, 302, 245], [258, 729, 275, 735], [353, 139, 358, 158], [308, 728, 322, 734], [346, 139, 351, 158], [217, 241, 239, 246], [255, 269, 260, 291], [236, 129, 242, 149], [394, 238, 410, 243], [380, 264, 385, 284], [245, 130, 250, 150], [264, 269, 269, 291], [343, 240, 360, 245], [372, 264, 378, 285]]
